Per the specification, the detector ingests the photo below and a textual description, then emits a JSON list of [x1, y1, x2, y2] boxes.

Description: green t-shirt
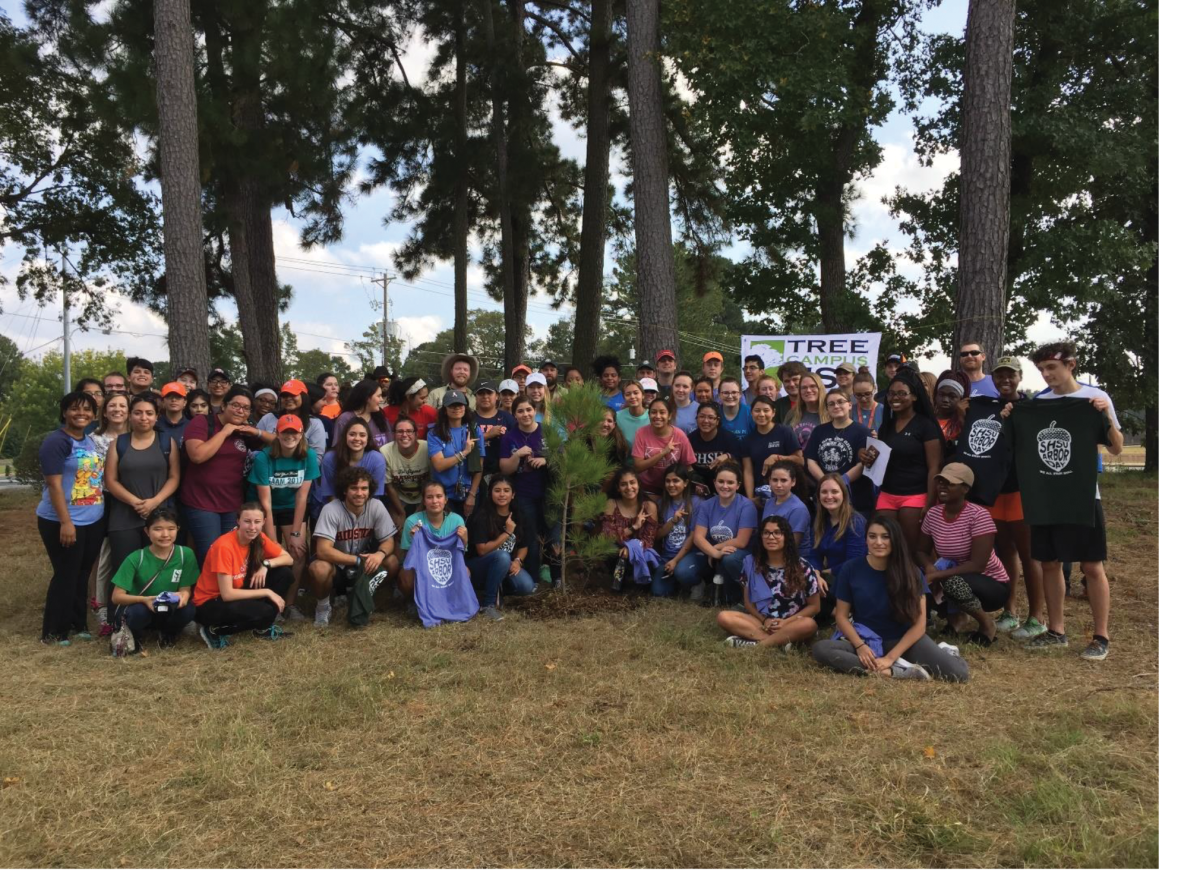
[[111, 545, 201, 597], [247, 449, 321, 512], [615, 407, 650, 448]]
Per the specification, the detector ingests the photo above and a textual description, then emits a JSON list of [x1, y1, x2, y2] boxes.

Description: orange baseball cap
[[276, 414, 304, 433], [280, 379, 307, 396], [161, 382, 187, 398], [511, 364, 532, 377], [703, 351, 724, 364]]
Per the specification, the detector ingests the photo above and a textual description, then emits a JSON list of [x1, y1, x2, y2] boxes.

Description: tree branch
[[526, 10, 584, 64]]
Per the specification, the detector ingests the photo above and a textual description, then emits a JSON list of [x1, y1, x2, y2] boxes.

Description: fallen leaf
[[324, 781, 336, 791], [384, 671, 395, 679], [2, 777, 21, 788], [544, 663, 557, 671], [923, 746, 937, 759]]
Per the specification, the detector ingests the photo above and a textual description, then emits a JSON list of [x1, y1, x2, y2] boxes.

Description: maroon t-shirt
[[180, 415, 259, 513]]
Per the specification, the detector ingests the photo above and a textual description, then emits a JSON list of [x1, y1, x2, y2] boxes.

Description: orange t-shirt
[[193, 530, 285, 606], [318, 401, 342, 419]]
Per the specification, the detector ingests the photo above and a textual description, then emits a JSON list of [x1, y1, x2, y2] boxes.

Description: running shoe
[[480, 605, 505, 622], [723, 636, 758, 649], [1080, 639, 1109, 661], [891, 662, 932, 681], [1025, 630, 1068, 651], [73, 631, 93, 641], [198, 624, 228, 651], [314, 603, 332, 628], [1011, 618, 1047, 640], [284, 605, 306, 622], [252, 624, 293, 641], [995, 612, 1021, 633]]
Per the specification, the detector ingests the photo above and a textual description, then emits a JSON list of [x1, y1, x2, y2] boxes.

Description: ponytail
[[237, 501, 267, 575]]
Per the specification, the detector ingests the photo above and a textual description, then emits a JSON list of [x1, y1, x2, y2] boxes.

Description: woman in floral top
[[600, 468, 659, 591]]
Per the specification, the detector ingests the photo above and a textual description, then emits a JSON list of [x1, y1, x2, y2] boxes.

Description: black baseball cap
[[539, 359, 557, 370], [476, 380, 498, 393], [207, 368, 230, 381]]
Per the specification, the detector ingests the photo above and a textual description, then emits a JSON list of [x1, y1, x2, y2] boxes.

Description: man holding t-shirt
[[1011, 341, 1122, 661]]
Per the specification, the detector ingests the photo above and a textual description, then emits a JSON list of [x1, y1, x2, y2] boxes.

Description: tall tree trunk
[[814, 180, 849, 333], [481, 0, 518, 370], [955, 0, 1016, 365], [1141, 181, 1158, 474], [571, 0, 612, 370], [506, 0, 530, 367], [223, 181, 262, 376], [453, 6, 469, 355], [153, 0, 211, 378], [243, 176, 282, 384], [626, 0, 677, 362]]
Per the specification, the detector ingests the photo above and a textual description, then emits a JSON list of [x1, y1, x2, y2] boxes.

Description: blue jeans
[[467, 549, 537, 607], [119, 601, 196, 643], [650, 550, 707, 597], [182, 506, 238, 567], [514, 497, 562, 581], [716, 548, 750, 604]]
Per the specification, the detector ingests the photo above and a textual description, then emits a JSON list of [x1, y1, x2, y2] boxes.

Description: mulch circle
[[506, 562, 651, 620]]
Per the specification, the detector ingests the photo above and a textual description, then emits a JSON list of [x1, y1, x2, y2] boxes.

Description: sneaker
[[480, 605, 504, 622], [688, 583, 706, 603], [332, 594, 347, 609], [314, 602, 332, 628], [539, 565, 552, 585], [284, 605, 305, 622], [198, 624, 228, 651], [891, 662, 932, 681], [995, 612, 1021, 633], [253, 624, 292, 641], [723, 635, 758, 649], [1025, 630, 1068, 651], [182, 621, 199, 638], [158, 633, 178, 650], [40, 636, 70, 647], [73, 631, 93, 641], [1080, 638, 1109, 661], [1011, 617, 1047, 641]]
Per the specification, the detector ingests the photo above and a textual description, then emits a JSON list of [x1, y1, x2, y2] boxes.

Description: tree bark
[[1141, 176, 1158, 473], [814, 180, 849, 333], [626, 0, 677, 362], [571, 0, 612, 371], [453, 6, 470, 355], [506, 0, 531, 368], [955, 0, 1016, 366], [481, 0, 518, 370], [153, 0, 211, 379]]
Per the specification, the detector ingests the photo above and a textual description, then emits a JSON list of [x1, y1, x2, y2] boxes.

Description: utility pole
[[371, 271, 395, 370], [61, 251, 71, 394]]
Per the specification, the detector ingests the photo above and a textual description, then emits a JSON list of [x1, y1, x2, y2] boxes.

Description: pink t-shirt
[[921, 503, 1008, 583], [632, 426, 696, 493]]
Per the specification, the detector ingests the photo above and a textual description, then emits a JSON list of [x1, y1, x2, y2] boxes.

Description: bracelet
[[289, 531, 302, 537], [852, 642, 864, 650]]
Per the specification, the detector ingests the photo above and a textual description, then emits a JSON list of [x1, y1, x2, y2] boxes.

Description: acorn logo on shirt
[[1037, 421, 1072, 474], [427, 548, 453, 587], [818, 436, 853, 472], [968, 414, 1002, 456], [710, 523, 734, 543]]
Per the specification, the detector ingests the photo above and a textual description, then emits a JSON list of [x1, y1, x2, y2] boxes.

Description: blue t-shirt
[[660, 497, 692, 557], [315, 449, 387, 503], [673, 401, 700, 435], [694, 494, 758, 546], [427, 425, 483, 501], [36, 430, 105, 525], [248, 448, 321, 512], [762, 493, 813, 562], [602, 390, 626, 410], [720, 404, 753, 441], [972, 376, 1001, 398], [834, 556, 930, 642]]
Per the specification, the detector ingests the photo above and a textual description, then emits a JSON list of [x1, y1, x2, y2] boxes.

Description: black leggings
[[941, 574, 1009, 613], [193, 568, 293, 636], [38, 517, 106, 641]]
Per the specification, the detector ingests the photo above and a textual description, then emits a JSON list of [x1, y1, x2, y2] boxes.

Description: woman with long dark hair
[[428, 390, 483, 517], [191, 501, 295, 649], [466, 476, 537, 621], [600, 468, 659, 592], [314, 417, 386, 505], [812, 515, 968, 682], [716, 515, 821, 650], [385, 377, 439, 441], [332, 378, 390, 448], [257, 379, 328, 457]]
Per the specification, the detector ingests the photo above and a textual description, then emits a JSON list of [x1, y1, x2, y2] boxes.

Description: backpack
[[115, 430, 173, 464]]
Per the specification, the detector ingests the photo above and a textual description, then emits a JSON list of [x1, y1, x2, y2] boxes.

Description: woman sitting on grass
[[811, 515, 969, 682], [600, 468, 659, 592], [110, 508, 199, 651], [716, 515, 821, 651], [808, 473, 868, 622], [649, 463, 704, 599], [690, 462, 758, 605]]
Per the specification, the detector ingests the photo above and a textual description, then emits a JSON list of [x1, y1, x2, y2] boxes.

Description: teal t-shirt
[[615, 408, 650, 448], [400, 511, 466, 551], [247, 448, 321, 512], [111, 545, 201, 597]]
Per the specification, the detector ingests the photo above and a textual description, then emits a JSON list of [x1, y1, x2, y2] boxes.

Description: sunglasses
[[959, 350, 983, 358]]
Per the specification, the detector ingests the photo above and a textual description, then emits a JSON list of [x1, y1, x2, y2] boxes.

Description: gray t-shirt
[[108, 435, 171, 531], [312, 498, 397, 556], [257, 413, 328, 458]]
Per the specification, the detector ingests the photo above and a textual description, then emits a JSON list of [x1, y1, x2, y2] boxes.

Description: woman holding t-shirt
[[37, 392, 105, 645], [600, 469, 659, 592], [632, 397, 696, 498], [812, 515, 968, 682], [192, 501, 294, 650], [915, 464, 1010, 646], [181, 386, 264, 566], [804, 389, 873, 513], [690, 462, 758, 604], [860, 369, 943, 555]]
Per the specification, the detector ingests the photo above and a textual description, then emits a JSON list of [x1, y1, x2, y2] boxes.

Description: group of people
[[35, 336, 1122, 679]]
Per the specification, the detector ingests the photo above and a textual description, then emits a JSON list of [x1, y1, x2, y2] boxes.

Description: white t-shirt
[[1034, 383, 1120, 499]]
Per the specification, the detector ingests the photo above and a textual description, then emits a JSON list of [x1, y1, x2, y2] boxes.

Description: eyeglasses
[[960, 350, 983, 358], [720, 389, 740, 397], [854, 391, 875, 399], [225, 401, 251, 412], [395, 429, 416, 435], [761, 530, 785, 538]]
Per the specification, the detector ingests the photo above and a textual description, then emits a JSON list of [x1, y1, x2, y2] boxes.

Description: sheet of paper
[[863, 437, 891, 488]]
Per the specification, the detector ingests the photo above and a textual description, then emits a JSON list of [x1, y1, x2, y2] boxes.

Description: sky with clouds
[[1, 0, 1063, 380]]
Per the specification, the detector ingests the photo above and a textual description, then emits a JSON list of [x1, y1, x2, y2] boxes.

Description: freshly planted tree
[[542, 381, 618, 592]]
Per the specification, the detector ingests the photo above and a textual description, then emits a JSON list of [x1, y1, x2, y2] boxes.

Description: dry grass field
[[0, 474, 1158, 868]]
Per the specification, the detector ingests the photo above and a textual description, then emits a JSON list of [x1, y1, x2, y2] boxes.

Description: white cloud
[[850, 137, 959, 239]]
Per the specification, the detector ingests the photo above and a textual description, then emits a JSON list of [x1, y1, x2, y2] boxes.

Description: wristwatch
[[263, 559, 272, 570]]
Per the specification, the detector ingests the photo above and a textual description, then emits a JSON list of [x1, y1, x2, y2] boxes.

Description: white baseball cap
[[498, 379, 519, 394], [525, 372, 547, 387], [639, 377, 658, 392]]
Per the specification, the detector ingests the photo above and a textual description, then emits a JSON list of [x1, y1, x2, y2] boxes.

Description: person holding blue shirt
[[717, 378, 753, 441], [741, 396, 803, 504], [717, 515, 822, 650], [804, 389, 874, 513], [762, 462, 814, 563], [650, 464, 705, 598], [427, 390, 483, 517], [812, 515, 969, 682], [37, 392, 106, 645], [691, 463, 758, 604]]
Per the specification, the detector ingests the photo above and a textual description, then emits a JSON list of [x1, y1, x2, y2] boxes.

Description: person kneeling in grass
[[308, 466, 400, 628], [192, 501, 294, 650], [110, 508, 199, 651], [717, 515, 821, 651], [811, 515, 969, 682]]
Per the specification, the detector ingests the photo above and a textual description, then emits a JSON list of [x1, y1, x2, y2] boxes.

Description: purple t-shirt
[[181, 415, 260, 513], [694, 494, 758, 546], [500, 424, 548, 499]]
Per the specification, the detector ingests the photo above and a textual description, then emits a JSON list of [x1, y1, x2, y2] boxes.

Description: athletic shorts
[[1031, 499, 1107, 563], [987, 491, 1024, 522], [876, 491, 928, 510]]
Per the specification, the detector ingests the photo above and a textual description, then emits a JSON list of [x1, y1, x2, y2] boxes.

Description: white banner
[[740, 332, 882, 390]]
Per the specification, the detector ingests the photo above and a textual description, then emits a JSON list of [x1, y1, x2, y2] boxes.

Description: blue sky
[[3, 0, 1064, 380]]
